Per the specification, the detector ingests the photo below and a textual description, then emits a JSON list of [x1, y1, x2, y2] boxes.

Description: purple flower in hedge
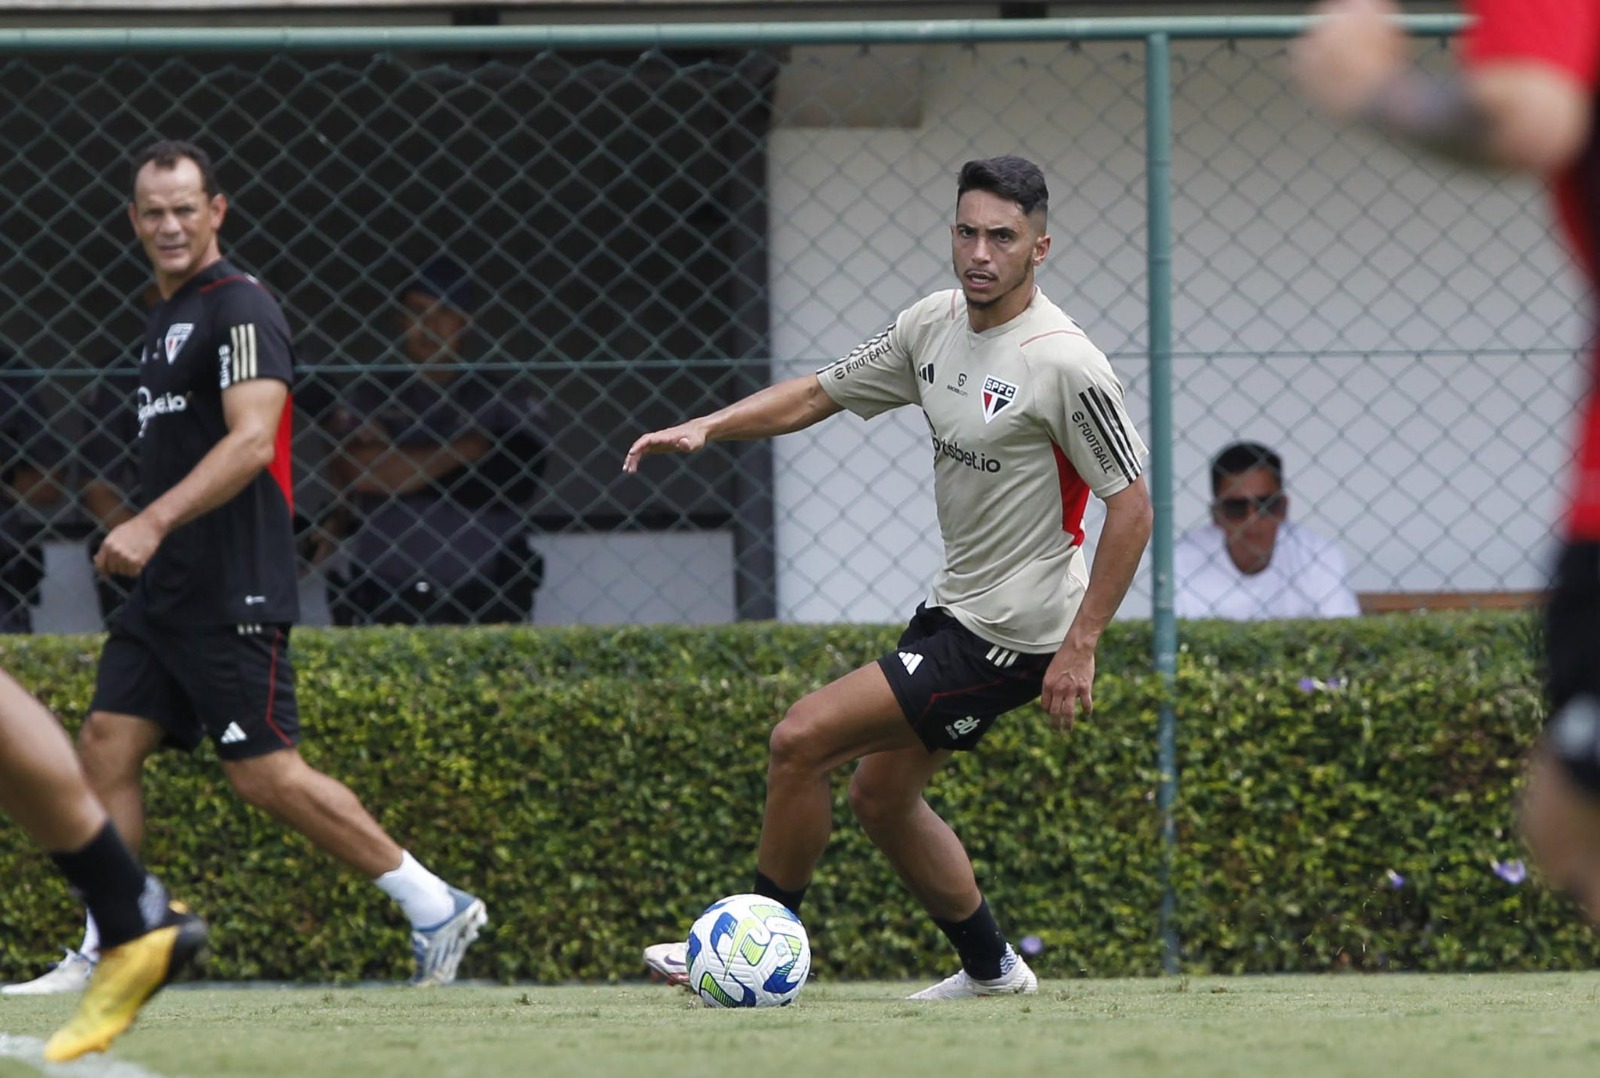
[[1020, 935, 1043, 957], [1298, 677, 1347, 693], [1492, 859, 1527, 885], [1384, 869, 1405, 889]]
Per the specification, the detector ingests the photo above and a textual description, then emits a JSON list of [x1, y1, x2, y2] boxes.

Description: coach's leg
[[222, 746, 483, 983], [848, 745, 976, 920], [221, 747, 403, 877], [756, 663, 923, 902], [77, 711, 165, 853]]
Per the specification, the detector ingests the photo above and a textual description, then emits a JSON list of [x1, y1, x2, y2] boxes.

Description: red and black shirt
[[129, 258, 298, 625], [1466, 0, 1600, 537]]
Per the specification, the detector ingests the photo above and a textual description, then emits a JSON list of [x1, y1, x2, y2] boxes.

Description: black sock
[[934, 896, 1009, 980], [752, 869, 808, 917], [49, 822, 160, 950]]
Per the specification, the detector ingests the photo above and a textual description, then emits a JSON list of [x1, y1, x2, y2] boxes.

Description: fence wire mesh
[[0, 20, 1576, 632]]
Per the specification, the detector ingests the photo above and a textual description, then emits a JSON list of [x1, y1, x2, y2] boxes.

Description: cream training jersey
[[819, 287, 1146, 651]]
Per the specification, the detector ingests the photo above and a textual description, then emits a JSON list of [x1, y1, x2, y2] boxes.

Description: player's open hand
[[623, 421, 710, 474], [1291, 0, 1409, 122], [94, 515, 164, 578], [1041, 639, 1095, 732]]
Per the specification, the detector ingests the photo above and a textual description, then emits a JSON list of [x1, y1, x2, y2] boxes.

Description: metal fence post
[[1145, 29, 1181, 977]]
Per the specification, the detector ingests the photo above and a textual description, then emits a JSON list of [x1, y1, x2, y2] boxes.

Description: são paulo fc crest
[[164, 323, 194, 364], [980, 375, 1017, 423]]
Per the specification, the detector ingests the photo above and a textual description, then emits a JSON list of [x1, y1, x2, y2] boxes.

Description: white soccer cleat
[[643, 941, 689, 986], [1, 949, 96, 996], [409, 887, 488, 987], [907, 953, 1038, 1000]]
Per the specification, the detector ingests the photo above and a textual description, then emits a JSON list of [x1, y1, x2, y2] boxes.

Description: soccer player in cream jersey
[[625, 155, 1152, 998]]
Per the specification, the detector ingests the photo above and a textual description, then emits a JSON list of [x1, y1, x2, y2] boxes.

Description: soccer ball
[[684, 893, 810, 1008]]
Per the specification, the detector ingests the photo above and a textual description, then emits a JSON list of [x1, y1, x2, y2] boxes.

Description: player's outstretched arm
[[623, 373, 842, 474]]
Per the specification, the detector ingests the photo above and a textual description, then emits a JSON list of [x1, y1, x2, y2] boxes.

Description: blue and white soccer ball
[[684, 893, 811, 1008]]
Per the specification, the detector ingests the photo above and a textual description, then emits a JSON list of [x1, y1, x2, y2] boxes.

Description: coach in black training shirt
[[128, 257, 298, 623], [9, 140, 489, 993]]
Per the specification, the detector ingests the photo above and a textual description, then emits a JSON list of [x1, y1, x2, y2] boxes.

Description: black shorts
[[91, 604, 300, 761], [1545, 541, 1600, 715], [1542, 541, 1600, 793], [878, 604, 1053, 752]]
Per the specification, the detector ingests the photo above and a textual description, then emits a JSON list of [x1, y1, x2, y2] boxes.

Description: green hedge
[[1, 613, 1593, 984]]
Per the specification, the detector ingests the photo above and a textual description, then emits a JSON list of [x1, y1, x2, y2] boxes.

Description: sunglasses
[[1214, 493, 1285, 521]]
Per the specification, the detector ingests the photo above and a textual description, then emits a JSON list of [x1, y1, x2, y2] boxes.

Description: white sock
[[374, 851, 455, 928], [80, 913, 100, 960]]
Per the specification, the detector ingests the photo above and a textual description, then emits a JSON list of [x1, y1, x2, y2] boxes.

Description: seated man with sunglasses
[[1173, 441, 1359, 620]]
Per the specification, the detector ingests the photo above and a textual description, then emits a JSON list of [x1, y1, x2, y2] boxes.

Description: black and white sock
[[49, 822, 159, 950]]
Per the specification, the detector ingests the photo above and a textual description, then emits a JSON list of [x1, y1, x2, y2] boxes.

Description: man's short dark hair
[[1210, 441, 1283, 496], [130, 139, 220, 199], [956, 155, 1049, 226]]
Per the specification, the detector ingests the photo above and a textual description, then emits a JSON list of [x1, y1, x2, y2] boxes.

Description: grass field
[[3, 974, 1600, 1078]]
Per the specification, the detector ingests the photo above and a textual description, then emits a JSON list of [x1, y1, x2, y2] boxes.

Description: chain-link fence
[[0, 15, 1571, 634]]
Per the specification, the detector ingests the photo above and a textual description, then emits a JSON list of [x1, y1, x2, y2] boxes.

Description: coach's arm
[[95, 379, 287, 578]]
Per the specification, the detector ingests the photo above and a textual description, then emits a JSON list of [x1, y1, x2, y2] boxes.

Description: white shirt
[[819, 288, 1147, 651], [1173, 520, 1360, 620]]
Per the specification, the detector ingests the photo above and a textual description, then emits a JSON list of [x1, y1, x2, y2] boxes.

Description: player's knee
[[768, 706, 825, 774], [75, 713, 108, 760], [77, 713, 144, 784], [846, 773, 885, 827], [222, 754, 299, 811], [847, 770, 908, 830], [767, 716, 806, 771]]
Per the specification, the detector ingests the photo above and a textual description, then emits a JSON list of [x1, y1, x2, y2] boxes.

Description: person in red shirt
[[1294, 0, 1600, 919]]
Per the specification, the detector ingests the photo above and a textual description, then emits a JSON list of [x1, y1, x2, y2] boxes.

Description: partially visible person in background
[[316, 257, 546, 625], [1293, 0, 1600, 918], [1173, 440, 1359, 620], [0, 356, 72, 632], [0, 663, 205, 1062]]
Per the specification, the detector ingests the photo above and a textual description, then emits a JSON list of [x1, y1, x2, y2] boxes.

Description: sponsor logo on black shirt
[[136, 387, 189, 438]]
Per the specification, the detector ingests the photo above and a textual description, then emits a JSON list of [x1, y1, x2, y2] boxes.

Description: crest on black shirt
[[164, 323, 194, 364]]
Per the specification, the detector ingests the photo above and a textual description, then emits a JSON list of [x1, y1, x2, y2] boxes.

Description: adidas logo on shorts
[[219, 722, 248, 745], [984, 645, 1020, 668]]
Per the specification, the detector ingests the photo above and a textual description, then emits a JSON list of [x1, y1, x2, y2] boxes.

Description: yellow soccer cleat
[[42, 902, 207, 1063]]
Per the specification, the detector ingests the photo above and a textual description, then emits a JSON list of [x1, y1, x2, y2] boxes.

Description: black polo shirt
[[130, 258, 299, 626]]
